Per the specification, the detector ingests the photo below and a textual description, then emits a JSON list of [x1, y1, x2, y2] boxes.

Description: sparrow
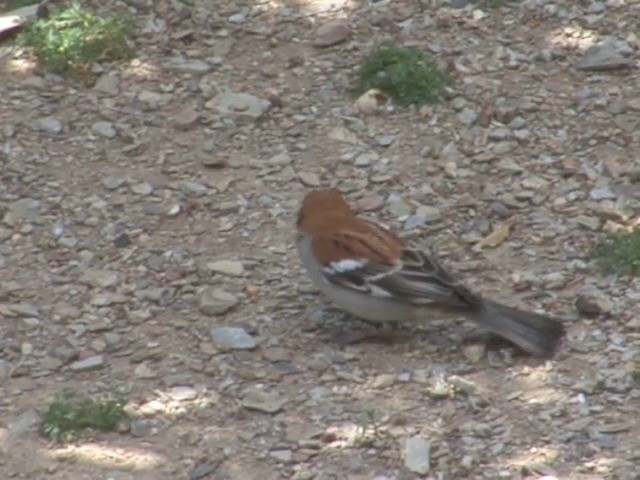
[[296, 188, 566, 358]]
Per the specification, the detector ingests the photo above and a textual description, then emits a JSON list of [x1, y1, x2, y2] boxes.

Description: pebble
[[313, 19, 350, 47], [91, 121, 117, 138], [375, 134, 396, 147], [8, 198, 40, 219], [242, 388, 286, 413], [206, 91, 271, 121], [93, 74, 120, 95], [388, 196, 411, 217], [269, 449, 293, 462], [70, 355, 105, 372], [590, 186, 616, 200], [404, 215, 427, 230], [134, 362, 158, 379], [7, 303, 39, 318], [35, 116, 62, 134], [167, 58, 212, 73], [79, 269, 120, 288], [404, 436, 431, 474], [458, 108, 478, 125], [131, 182, 154, 196], [207, 260, 245, 276], [102, 175, 127, 190], [575, 43, 633, 71], [354, 151, 379, 167], [298, 171, 321, 187], [210, 327, 256, 350], [415, 205, 442, 223], [199, 288, 239, 315]]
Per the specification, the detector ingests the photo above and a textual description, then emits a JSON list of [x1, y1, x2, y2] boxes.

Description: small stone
[[375, 134, 396, 147], [102, 175, 127, 190], [372, 374, 395, 389], [313, 20, 350, 48], [440, 142, 461, 162], [242, 388, 286, 413], [1, 409, 40, 452], [113, 232, 131, 248], [134, 362, 157, 379], [92, 121, 117, 138], [590, 186, 616, 200], [35, 116, 62, 133], [166, 386, 198, 402], [458, 108, 478, 125], [206, 91, 271, 121], [228, 10, 248, 24], [354, 151, 378, 167], [207, 260, 244, 276], [574, 215, 601, 231], [131, 182, 154, 196], [167, 58, 212, 73], [444, 161, 457, 178], [8, 198, 40, 219], [575, 44, 633, 71], [521, 176, 549, 191], [404, 215, 427, 230], [404, 436, 431, 474], [79, 269, 120, 288], [70, 355, 105, 372], [266, 152, 291, 166], [269, 449, 293, 462], [129, 419, 153, 437], [199, 288, 239, 315], [356, 194, 385, 212], [211, 327, 256, 350], [93, 74, 120, 95], [388, 196, 411, 217], [179, 181, 208, 196], [415, 205, 442, 223], [8, 303, 39, 318], [174, 107, 200, 129], [298, 171, 321, 187]]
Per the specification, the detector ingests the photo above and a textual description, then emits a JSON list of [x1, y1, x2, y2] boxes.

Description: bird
[[295, 188, 566, 358]]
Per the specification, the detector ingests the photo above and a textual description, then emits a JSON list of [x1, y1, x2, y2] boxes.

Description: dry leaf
[[473, 217, 516, 251]]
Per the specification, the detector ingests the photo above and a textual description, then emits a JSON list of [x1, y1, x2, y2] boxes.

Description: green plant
[[353, 44, 449, 106], [593, 227, 640, 276], [40, 389, 129, 442], [17, 3, 132, 74]]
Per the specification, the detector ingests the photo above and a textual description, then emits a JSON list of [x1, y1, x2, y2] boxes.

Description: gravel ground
[[0, 0, 639, 479]]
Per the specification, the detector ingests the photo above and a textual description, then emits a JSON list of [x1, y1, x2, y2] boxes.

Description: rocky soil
[[0, 0, 639, 479]]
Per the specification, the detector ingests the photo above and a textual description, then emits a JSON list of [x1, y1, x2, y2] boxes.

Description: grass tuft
[[40, 389, 129, 442], [17, 3, 132, 74], [592, 227, 640, 276], [353, 44, 449, 106]]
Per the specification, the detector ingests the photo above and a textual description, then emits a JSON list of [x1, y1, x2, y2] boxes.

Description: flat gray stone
[[404, 436, 431, 474], [206, 91, 271, 121], [575, 44, 634, 71], [211, 327, 256, 350], [70, 355, 105, 372], [199, 288, 239, 315]]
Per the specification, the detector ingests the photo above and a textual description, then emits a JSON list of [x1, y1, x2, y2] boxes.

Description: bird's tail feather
[[468, 300, 565, 358]]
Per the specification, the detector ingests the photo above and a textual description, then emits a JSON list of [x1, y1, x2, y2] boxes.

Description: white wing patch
[[323, 258, 367, 274]]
